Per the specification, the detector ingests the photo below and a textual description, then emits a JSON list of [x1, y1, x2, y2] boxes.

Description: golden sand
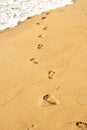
[[0, 0, 87, 129]]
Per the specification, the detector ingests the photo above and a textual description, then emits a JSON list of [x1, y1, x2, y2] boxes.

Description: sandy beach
[[0, 0, 87, 129]]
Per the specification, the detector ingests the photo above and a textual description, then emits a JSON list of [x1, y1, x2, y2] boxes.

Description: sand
[[0, 0, 87, 129]]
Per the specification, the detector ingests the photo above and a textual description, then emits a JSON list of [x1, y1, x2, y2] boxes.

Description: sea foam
[[0, 0, 74, 30]]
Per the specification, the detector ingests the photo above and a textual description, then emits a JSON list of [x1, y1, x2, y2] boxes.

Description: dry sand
[[0, 0, 87, 130]]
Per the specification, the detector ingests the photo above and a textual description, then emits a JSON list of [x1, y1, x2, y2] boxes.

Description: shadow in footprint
[[37, 35, 43, 38], [31, 124, 35, 128], [76, 121, 87, 130], [30, 58, 39, 64], [27, 124, 35, 130], [36, 22, 40, 25], [45, 12, 50, 15], [56, 86, 60, 91], [43, 26, 49, 30], [48, 71, 55, 79], [39, 94, 59, 107], [41, 16, 46, 20], [37, 44, 43, 49]]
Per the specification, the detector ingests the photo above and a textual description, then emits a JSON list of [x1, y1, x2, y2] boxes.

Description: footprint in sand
[[39, 94, 59, 107], [76, 121, 87, 130], [37, 35, 43, 38], [31, 124, 35, 128], [43, 26, 49, 30], [27, 124, 35, 130], [59, 9, 64, 12], [41, 16, 46, 20], [30, 58, 39, 64], [48, 71, 55, 79], [36, 22, 40, 25], [56, 86, 60, 91], [37, 44, 44, 49], [45, 12, 50, 15]]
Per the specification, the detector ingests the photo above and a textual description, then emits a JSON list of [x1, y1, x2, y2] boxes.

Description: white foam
[[0, 0, 74, 30]]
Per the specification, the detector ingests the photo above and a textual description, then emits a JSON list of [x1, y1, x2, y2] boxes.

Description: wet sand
[[0, 0, 87, 129]]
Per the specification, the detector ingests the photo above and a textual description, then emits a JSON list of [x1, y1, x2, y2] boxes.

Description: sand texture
[[0, 0, 87, 129]]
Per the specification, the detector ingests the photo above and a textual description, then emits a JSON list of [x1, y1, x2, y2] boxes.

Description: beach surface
[[0, 0, 87, 129]]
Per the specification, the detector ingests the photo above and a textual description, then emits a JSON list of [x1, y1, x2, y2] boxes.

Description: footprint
[[76, 121, 87, 130], [27, 124, 35, 130], [48, 71, 55, 79], [37, 35, 42, 38], [45, 12, 50, 15], [76, 101, 82, 106], [59, 9, 64, 12], [43, 26, 49, 30], [30, 58, 39, 64], [37, 44, 43, 49], [41, 16, 46, 20], [31, 124, 35, 128], [36, 22, 40, 25], [56, 86, 60, 91], [39, 94, 59, 107]]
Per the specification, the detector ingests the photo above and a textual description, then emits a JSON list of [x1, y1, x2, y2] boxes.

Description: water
[[0, 0, 74, 30]]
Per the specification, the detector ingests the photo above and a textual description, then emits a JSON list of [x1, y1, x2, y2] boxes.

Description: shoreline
[[0, 0, 74, 30]]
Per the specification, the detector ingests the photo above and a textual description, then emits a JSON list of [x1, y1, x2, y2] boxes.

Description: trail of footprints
[[1, 10, 86, 130], [28, 10, 87, 130], [29, 12, 58, 109], [30, 13, 56, 79]]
